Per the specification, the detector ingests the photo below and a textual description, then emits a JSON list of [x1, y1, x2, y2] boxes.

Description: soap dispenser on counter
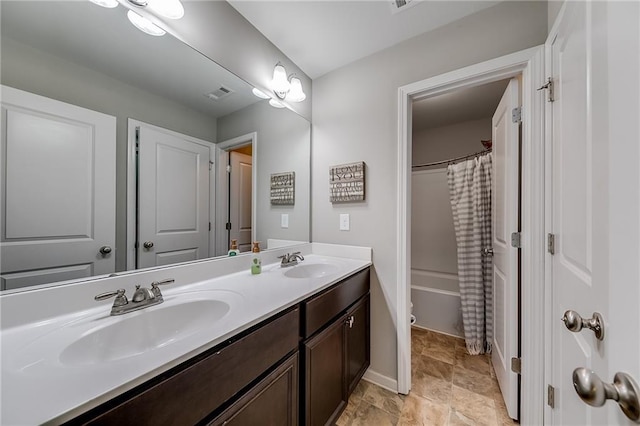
[[228, 239, 240, 256], [250, 242, 262, 275]]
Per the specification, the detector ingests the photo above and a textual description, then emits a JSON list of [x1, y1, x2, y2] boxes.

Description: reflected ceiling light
[[88, 0, 185, 37], [89, 0, 119, 8], [252, 88, 271, 100], [269, 62, 306, 105], [127, 10, 166, 36], [269, 99, 285, 109]]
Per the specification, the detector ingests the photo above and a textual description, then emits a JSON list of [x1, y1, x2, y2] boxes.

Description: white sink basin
[[283, 263, 341, 279], [60, 299, 230, 366]]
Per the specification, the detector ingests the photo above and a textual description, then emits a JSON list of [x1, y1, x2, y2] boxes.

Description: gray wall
[[311, 1, 547, 383], [1, 38, 217, 272], [161, 1, 311, 121], [217, 101, 311, 246]]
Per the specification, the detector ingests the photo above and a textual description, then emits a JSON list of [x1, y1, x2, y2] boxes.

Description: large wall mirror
[[0, 1, 311, 292]]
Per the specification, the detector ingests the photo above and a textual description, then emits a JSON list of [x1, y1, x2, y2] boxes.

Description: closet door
[[491, 78, 520, 420]]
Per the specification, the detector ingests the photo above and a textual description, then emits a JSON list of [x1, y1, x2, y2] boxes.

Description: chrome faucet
[[278, 252, 305, 267], [95, 278, 174, 315]]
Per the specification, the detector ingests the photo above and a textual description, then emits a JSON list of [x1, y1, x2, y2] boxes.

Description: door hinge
[[547, 233, 556, 255], [209, 161, 214, 171], [512, 107, 522, 123], [510, 357, 521, 374], [511, 232, 522, 248], [226, 164, 232, 173], [225, 222, 231, 231], [547, 385, 556, 408], [209, 222, 211, 231], [537, 77, 554, 102]]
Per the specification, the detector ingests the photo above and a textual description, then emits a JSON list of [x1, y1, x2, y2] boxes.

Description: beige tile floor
[[336, 327, 517, 426]]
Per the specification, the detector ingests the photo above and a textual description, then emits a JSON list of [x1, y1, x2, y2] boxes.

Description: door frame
[[126, 119, 215, 270], [214, 132, 257, 256], [396, 46, 546, 424]]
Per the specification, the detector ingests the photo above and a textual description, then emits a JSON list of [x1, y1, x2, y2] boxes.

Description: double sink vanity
[[0, 243, 371, 425]]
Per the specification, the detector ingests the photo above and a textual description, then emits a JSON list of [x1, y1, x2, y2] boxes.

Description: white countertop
[[0, 245, 371, 425]]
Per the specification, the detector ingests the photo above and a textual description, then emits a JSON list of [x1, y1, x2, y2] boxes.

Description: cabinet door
[[209, 353, 298, 426], [345, 295, 370, 396], [304, 318, 346, 426]]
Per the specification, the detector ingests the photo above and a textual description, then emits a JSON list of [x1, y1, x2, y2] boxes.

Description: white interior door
[[229, 151, 252, 252], [0, 85, 116, 290], [137, 122, 210, 268], [491, 78, 520, 420], [548, 2, 640, 424]]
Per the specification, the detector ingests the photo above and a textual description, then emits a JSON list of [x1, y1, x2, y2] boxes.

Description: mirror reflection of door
[[135, 121, 212, 269], [228, 149, 253, 252], [0, 86, 116, 290]]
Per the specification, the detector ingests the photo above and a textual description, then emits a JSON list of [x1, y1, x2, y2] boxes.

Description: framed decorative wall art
[[270, 172, 295, 205], [329, 161, 365, 203]]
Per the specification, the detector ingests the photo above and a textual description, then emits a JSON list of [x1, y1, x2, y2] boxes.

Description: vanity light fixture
[[269, 99, 286, 109], [252, 88, 271, 100], [88, 0, 184, 37], [269, 63, 306, 104]]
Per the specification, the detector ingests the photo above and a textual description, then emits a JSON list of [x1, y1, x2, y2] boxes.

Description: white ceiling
[[412, 79, 510, 131], [228, 0, 502, 79]]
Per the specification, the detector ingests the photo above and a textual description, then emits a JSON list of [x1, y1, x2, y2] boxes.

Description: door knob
[[573, 368, 640, 423], [143, 241, 154, 249], [99, 246, 112, 255], [561, 310, 605, 340], [482, 247, 494, 257]]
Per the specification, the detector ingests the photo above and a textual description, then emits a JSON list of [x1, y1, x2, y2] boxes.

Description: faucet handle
[[95, 289, 128, 306], [150, 278, 174, 298]]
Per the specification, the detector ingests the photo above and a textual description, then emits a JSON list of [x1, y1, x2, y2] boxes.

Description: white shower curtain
[[447, 153, 493, 355]]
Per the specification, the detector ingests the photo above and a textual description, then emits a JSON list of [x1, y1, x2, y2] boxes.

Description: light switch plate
[[281, 214, 289, 229], [339, 214, 350, 231]]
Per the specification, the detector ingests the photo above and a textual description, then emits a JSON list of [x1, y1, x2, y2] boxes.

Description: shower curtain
[[447, 153, 493, 355]]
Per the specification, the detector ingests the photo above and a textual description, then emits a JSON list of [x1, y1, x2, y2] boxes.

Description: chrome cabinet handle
[[345, 315, 354, 328], [143, 241, 154, 249], [99, 245, 112, 255], [573, 368, 640, 423], [482, 247, 494, 257], [561, 310, 605, 341]]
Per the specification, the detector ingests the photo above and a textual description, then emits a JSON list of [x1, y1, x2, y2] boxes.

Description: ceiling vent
[[389, 0, 418, 15], [205, 85, 234, 101]]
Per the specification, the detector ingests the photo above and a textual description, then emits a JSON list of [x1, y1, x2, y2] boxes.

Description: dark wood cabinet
[[345, 294, 370, 396], [208, 353, 298, 426], [301, 268, 370, 426], [303, 317, 346, 426]]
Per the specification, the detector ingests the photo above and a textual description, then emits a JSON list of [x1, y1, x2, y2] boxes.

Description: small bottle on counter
[[228, 239, 240, 256], [250, 241, 262, 275]]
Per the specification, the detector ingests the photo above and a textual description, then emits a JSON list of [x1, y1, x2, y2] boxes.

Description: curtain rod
[[412, 148, 492, 169]]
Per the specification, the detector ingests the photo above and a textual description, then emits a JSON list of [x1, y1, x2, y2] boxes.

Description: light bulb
[[269, 99, 285, 108], [147, 0, 184, 19], [287, 76, 306, 102], [252, 88, 271, 99], [270, 64, 290, 98], [127, 10, 166, 36]]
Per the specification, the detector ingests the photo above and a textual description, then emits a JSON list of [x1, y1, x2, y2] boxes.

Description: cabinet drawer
[[78, 307, 300, 426], [208, 352, 298, 426], [302, 268, 369, 338]]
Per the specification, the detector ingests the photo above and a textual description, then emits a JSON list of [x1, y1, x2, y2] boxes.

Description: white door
[[229, 151, 252, 252], [0, 86, 116, 290], [548, 1, 640, 424], [137, 122, 210, 268], [491, 78, 520, 420]]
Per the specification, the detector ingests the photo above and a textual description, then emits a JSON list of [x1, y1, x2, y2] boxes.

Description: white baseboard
[[362, 368, 400, 394]]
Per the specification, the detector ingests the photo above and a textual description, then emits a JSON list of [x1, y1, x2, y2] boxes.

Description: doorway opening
[[396, 47, 546, 424], [215, 132, 257, 256], [409, 77, 521, 421]]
